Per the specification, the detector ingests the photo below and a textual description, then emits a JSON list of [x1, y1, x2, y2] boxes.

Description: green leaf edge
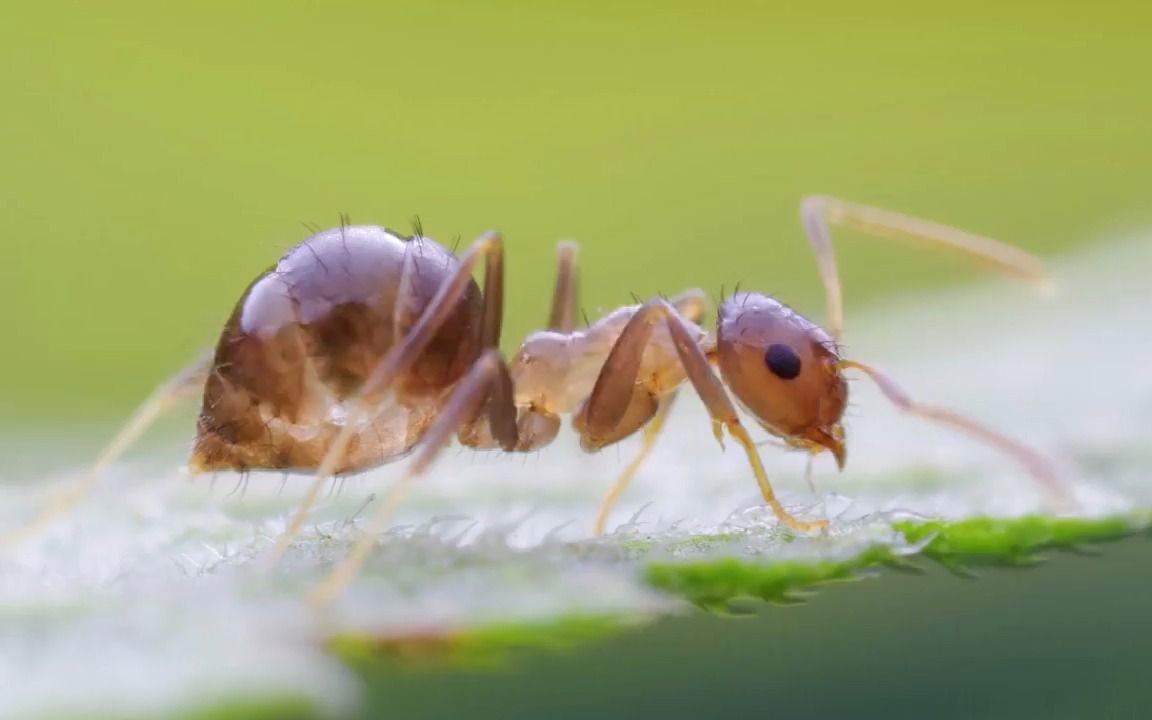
[[646, 513, 1150, 609], [60, 512, 1152, 720], [331, 613, 649, 670]]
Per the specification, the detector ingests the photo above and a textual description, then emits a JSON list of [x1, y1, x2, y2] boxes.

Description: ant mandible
[[8, 196, 1062, 606]]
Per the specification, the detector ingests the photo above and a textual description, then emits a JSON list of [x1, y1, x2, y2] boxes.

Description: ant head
[[715, 292, 848, 467]]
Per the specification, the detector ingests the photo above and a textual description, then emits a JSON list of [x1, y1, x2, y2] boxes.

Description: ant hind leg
[[309, 348, 523, 607], [1, 349, 213, 547], [265, 232, 506, 567]]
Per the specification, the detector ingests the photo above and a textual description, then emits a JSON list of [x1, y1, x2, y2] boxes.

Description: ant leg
[[458, 402, 561, 452], [458, 240, 583, 453], [839, 359, 1069, 504], [588, 290, 707, 535], [578, 289, 708, 445], [581, 298, 826, 533], [593, 392, 676, 536], [309, 348, 525, 607], [803, 453, 817, 495], [800, 195, 1055, 341], [547, 241, 579, 332], [265, 232, 506, 566], [2, 349, 212, 547]]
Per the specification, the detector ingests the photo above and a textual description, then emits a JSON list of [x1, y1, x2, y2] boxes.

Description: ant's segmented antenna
[[800, 195, 1056, 340], [839, 359, 1070, 506]]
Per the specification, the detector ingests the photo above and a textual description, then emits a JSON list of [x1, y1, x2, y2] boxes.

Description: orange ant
[[7, 196, 1061, 606]]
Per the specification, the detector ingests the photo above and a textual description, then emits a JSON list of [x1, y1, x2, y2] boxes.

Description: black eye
[[764, 343, 802, 380]]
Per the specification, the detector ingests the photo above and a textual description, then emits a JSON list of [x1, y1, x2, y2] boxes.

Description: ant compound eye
[[764, 343, 802, 380]]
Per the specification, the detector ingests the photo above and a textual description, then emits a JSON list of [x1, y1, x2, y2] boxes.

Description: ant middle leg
[[580, 297, 826, 534], [309, 348, 529, 607], [799, 195, 1055, 341], [839, 359, 1068, 505], [547, 240, 580, 332], [266, 232, 506, 565]]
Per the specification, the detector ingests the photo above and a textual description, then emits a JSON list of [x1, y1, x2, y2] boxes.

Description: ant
[[7, 196, 1062, 606]]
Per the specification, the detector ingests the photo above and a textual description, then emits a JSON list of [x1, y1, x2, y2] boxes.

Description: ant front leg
[[839, 359, 1069, 506], [580, 297, 825, 535], [266, 232, 506, 566], [2, 349, 213, 547], [592, 394, 676, 536], [580, 290, 707, 536], [310, 348, 527, 607]]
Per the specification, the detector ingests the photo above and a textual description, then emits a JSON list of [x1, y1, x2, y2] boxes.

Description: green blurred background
[[3, 3, 1151, 718], [3, 0, 1151, 426]]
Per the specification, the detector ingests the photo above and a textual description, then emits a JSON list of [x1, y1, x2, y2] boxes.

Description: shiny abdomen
[[191, 226, 483, 473]]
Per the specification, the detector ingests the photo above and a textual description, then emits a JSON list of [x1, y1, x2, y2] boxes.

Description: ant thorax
[[510, 302, 708, 416]]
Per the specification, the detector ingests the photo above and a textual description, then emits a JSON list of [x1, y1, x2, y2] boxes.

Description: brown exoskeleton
[[7, 197, 1062, 607]]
